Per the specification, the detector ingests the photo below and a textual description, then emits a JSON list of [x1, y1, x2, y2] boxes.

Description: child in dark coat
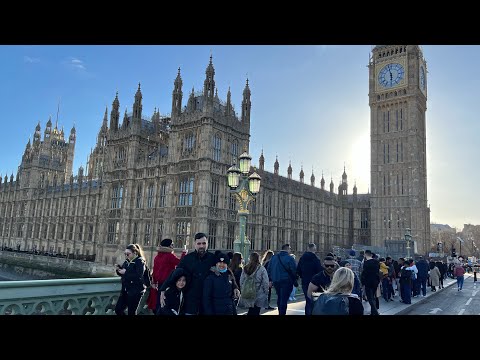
[[203, 252, 238, 315], [158, 268, 187, 315]]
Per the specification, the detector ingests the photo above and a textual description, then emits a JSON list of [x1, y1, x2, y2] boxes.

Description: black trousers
[[247, 305, 261, 316], [115, 290, 144, 315], [365, 286, 379, 315]]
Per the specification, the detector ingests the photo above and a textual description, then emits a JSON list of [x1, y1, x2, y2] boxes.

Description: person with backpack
[[239, 252, 269, 315], [115, 243, 149, 315], [311, 267, 364, 315], [307, 256, 337, 311], [267, 244, 297, 315]]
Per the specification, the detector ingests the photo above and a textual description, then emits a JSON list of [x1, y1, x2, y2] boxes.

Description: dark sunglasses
[[124, 252, 132, 256], [324, 264, 335, 268], [196, 242, 207, 245]]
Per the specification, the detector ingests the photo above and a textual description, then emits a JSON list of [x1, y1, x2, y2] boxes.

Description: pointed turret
[[311, 168, 315, 187], [274, 155, 279, 175], [287, 161, 292, 180], [299, 165, 304, 183], [34, 122, 41, 143], [102, 106, 108, 130], [172, 67, 183, 118], [320, 172, 325, 190], [225, 86, 233, 116], [69, 125, 76, 143], [330, 177, 334, 193], [342, 164, 347, 184], [187, 87, 196, 112], [26, 138, 31, 150], [110, 91, 120, 131], [122, 108, 129, 129], [241, 78, 251, 123], [353, 181, 358, 195], [44, 117, 52, 140], [259, 149, 265, 171], [203, 55, 215, 110], [133, 82, 143, 121]]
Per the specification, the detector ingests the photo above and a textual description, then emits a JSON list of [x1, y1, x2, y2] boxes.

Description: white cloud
[[65, 57, 87, 71], [24, 56, 40, 63]]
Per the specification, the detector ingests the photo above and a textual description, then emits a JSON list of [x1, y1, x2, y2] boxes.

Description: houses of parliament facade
[[0, 46, 430, 266]]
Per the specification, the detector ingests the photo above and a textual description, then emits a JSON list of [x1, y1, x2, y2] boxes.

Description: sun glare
[[350, 131, 370, 193]]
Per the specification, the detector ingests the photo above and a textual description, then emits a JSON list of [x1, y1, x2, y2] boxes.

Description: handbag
[[278, 255, 299, 287]]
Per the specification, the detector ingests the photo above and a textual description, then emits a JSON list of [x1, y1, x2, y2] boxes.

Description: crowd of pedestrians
[[113, 231, 460, 316]]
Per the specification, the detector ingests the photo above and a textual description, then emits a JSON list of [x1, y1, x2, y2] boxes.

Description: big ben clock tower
[[369, 45, 430, 256]]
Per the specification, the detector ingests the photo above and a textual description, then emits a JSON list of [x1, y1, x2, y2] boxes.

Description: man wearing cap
[[147, 238, 187, 314], [159, 232, 217, 315]]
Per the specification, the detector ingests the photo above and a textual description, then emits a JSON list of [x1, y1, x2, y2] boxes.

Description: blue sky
[[0, 45, 477, 230]]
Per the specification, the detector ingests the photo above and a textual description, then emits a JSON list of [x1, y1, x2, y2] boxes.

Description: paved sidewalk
[[364, 275, 463, 315], [237, 274, 473, 315]]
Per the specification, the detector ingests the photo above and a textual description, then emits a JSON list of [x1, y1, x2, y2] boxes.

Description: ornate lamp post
[[226, 151, 261, 262], [405, 227, 412, 259]]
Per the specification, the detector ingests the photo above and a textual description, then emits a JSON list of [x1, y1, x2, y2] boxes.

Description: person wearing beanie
[[146, 238, 187, 314], [203, 252, 238, 315], [160, 239, 173, 247]]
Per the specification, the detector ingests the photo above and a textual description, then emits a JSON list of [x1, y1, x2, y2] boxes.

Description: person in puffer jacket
[[203, 252, 238, 315]]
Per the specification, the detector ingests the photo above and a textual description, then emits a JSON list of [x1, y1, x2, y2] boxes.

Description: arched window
[[185, 132, 195, 152], [231, 140, 238, 164], [213, 134, 221, 162]]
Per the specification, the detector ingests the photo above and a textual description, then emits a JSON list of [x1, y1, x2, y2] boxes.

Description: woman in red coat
[[146, 239, 187, 313]]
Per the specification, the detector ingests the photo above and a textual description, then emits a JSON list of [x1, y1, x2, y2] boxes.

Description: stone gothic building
[[0, 46, 430, 266]]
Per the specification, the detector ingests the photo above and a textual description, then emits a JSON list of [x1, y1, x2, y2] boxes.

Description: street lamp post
[[226, 151, 261, 262], [456, 236, 464, 258], [405, 227, 412, 259]]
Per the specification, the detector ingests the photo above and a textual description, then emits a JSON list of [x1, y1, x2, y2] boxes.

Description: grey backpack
[[311, 293, 349, 315]]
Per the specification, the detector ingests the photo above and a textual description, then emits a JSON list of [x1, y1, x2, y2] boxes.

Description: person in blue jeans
[[454, 263, 465, 291], [267, 243, 297, 315]]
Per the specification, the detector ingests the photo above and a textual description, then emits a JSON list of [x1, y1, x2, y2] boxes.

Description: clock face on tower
[[420, 66, 426, 90], [378, 63, 405, 88]]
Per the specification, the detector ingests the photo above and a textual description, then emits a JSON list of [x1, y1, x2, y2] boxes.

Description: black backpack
[[312, 293, 349, 315]]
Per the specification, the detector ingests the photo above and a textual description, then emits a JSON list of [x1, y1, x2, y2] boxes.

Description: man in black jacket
[[159, 232, 218, 315], [360, 249, 380, 315], [297, 243, 322, 315]]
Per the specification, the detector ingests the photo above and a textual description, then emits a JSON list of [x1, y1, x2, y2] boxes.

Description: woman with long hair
[[313, 267, 364, 315], [261, 250, 275, 310], [229, 252, 244, 292], [115, 243, 148, 315], [229, 252, 243, 308], [240, 252, 269, 315]]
